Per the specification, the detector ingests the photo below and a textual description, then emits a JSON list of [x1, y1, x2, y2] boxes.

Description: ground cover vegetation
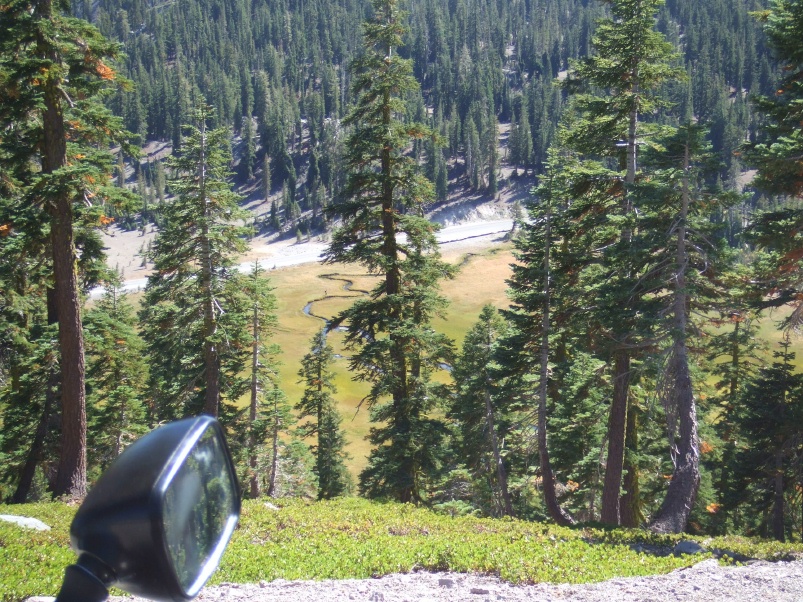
[[4, 498, 803, 602], [1, 0, 803, 549]]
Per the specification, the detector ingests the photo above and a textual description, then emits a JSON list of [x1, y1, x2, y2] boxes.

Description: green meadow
[[262, 242, 516, 476]]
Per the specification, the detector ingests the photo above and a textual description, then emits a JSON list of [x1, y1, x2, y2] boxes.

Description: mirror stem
[[55, 555, 114, 602]]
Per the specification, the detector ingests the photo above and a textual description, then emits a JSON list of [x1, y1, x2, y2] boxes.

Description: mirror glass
[[161, 426, 238, 594]]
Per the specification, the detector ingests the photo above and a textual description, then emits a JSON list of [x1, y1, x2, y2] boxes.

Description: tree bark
[[537, 189, 574, 526], [36, 0, 87, 498], [249, 301, 260, 499], [601, 351, 630, 525], [267, 391, 279, 497], [649, 342, 699, 533], [619, 400, 643, 527], [649, 138, 700, 534]]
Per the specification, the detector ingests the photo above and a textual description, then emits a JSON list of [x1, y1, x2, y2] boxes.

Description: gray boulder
[[673, 540, 706, 556]]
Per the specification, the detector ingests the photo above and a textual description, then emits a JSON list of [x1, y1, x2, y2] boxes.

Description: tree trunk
[[601, 351, 630, 525], [601, 73, 639, 525], [50, 195, 88, 499], [249, 302, 260, 499], [379, 62, 413, 502], [537, 189, 574, 526], [483, 389, 514, 517], [772, 448, 785, 542], [649, 138, 700, 534], [267, 392, 279, 497], [649, 342, 699, 533], [620, 400, 643, 527], [36, 0, 87, 498]]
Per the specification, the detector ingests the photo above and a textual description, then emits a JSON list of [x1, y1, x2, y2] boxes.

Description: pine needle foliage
[[324, 0, 455, 503], [297, 329, 352, 500], [140, 104, 251, 421]]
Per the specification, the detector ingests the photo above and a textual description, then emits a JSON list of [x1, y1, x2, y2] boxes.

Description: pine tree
[[748, 0, 803, 198], [324, 0, 454, 503], [450, 305, 513, 517], [0, 323, 60, 502], [262, 383, 297, 497], [639, 124, 736, 533], [297, 329, 351, 499], [83, 270, 148, 473], [0, 0, 136, 497], [140, 104, 251, 421], [560, 0, 684, 526], [706, 283, 764, 534], [240, 112, 257, 182], [728, 335, 803, 541], [746, 0, 803, 334], [504, 148, 581, 525], [240, 262, 281, 498]]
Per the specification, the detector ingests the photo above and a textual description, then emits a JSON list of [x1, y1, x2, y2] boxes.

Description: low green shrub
[[2, 498, 802, 602]]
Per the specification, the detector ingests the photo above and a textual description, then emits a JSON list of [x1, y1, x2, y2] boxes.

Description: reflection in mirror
[[162, 427, 238, 595]]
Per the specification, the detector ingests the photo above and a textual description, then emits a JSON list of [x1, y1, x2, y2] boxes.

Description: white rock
[[0, 515, 51, 531]]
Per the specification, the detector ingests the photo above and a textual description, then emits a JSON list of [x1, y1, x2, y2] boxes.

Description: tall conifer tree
[[84, 270, 148, 473], [560, 0, 684, 526], [324, 0, 454, 503], [450, 305, 514, 517], [0, 0, 134, 497], [240, 262, 281, 498], [140, 104, 251, 420], [747, 0, 803, 332]]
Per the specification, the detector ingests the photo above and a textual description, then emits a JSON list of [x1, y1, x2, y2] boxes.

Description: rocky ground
[[103, 559, 803, 602]]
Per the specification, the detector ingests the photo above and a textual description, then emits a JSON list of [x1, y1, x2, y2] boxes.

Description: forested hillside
[[78, 0, 776, 235], [2, 0, 803, 544]]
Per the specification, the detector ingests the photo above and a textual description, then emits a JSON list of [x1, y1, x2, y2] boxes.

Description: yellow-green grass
[[261, 243, 516, 475], [434, 244, 515, 345], [111, 243, 516, 477], [117, 242, 803, 478]]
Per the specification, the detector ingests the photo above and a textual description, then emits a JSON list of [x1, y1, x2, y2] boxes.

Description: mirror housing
[[57, 416, 241, 602]]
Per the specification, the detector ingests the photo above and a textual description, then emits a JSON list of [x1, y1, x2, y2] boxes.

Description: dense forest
[[1, 0, 803, 542], [73, 0, 779, 235]]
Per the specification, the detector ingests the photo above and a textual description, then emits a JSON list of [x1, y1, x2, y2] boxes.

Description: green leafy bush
[[2, 498, 802, 602]]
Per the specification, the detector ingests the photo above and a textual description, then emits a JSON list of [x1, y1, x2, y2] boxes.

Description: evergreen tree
[[745, 1, 803, 336], [246, 377, 298, 497], [748, 0, 803, 199], [83, 270, 148, 474], [324, 0, 454, 503], [504, 147, 586, 525], [234, 262, 284, 497], [140, 104, 251, 421], [706, 286, 764, 534], [450, 305, 513, 517], [0, 0, 135, 497], [240, 113, 257, 182], [297, 329, 351, 499], [559, 0, 684, 526], [728, 335, 803, 541], [0, 323, 60, 502], [638, 124, 736, 533]]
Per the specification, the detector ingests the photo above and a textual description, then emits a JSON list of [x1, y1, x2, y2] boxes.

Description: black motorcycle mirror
[[55, 416, 241, 602]]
